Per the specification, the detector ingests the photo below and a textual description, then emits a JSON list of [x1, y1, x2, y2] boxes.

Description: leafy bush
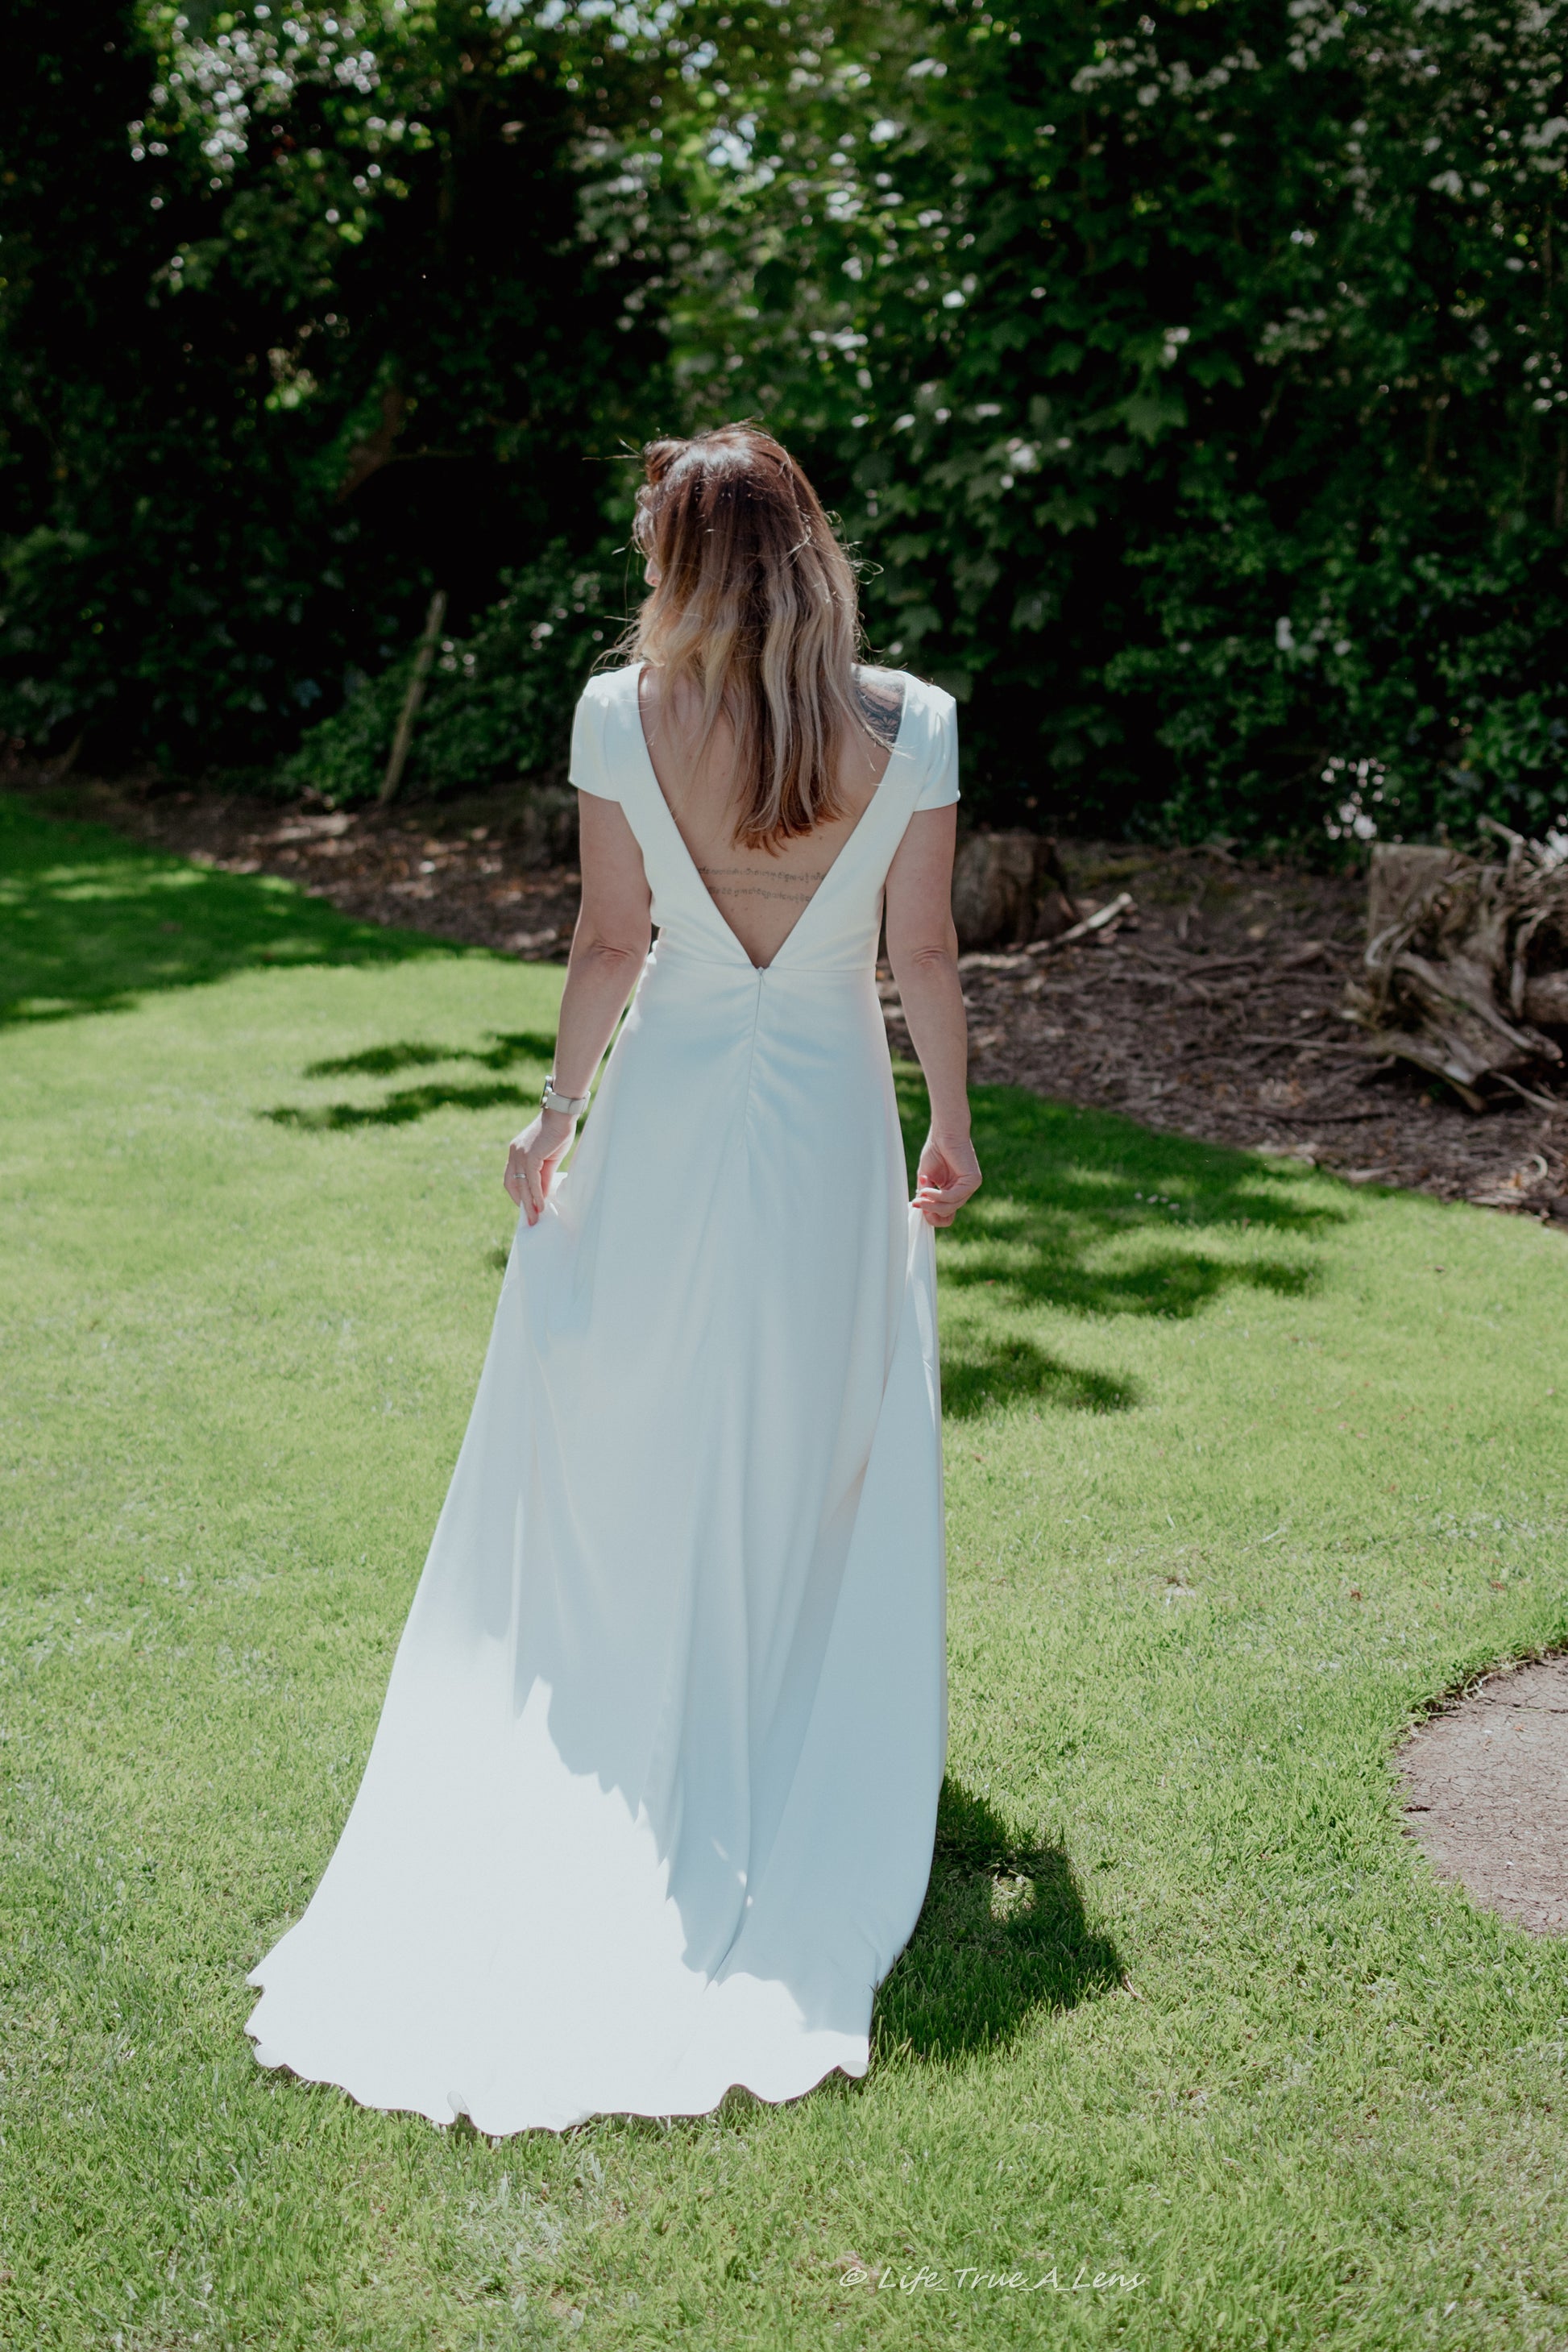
[[670, 0, 1568, 845], [8, 0, 1568, 845], [0, 0, 670, 774], [279, 545, 632, 804]]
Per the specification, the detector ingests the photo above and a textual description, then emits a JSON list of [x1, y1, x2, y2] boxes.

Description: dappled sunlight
[[943, 1223, 1318, 1321], [266, 1076, 545, 1133], [0, 794, 456, 1024], [940, 1334, 1140, 1421], [304, 1030, 557, 1082], [894, 1068, 1342, 1421]]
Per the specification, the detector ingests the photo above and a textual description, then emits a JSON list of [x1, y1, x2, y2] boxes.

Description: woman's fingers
[[504, 1114, 575, 1226], [504, 1147, 537, 1221], [522, 1147, 551, 1224], [915, 1162, 981, 1225]]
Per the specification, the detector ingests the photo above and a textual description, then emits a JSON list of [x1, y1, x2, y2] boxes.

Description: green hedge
[[0, 0, 668, 776], [6, 0, 1567, 845], [669, 0, 1568, 844]]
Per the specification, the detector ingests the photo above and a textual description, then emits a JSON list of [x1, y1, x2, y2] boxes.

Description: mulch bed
[[27, 773, 1568, 1219], [82, 778, 586, 962], [940, 841, 1568, 1216]]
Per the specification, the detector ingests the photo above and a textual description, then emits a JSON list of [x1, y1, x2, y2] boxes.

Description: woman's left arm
[[504, 790, 653, 1223], [885, 804, 981, 1228]]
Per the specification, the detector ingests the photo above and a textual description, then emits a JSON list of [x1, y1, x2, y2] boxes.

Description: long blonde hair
[[626, 425, 869, 851]]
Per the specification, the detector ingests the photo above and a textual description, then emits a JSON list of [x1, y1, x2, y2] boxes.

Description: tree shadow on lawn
[[942, 1335, 1142, 1421], [303, 1033, 557, 1081], [266, 1031, 558, 1130], [873, 1778, 1126, 2063], [0, 792, 458, 1023], [896, 1070, 1342, 1418]]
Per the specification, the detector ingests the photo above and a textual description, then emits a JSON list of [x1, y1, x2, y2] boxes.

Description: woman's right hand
[[504, 1108, 577, 1226], [914, 1131, 981, 1227]]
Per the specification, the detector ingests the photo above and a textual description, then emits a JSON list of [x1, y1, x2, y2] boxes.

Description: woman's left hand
[[913, 1130, 981, 1228], [504, 1109, 577, 1225]]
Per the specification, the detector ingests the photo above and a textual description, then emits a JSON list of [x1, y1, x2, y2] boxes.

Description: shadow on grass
[[873, 1778, 1124, 2062], [266, 1031, 558, 1130], [943, 1335, 1139, 1420], [0, 791, 459, 1023], [899, 1068, 1338, 1314], [268, 1079, 543, 1132], [303, 1031, 557, 1081], [892, 1068, 1343, 1418]]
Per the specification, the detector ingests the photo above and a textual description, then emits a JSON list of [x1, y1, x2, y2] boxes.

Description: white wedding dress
[[246, 665, 958, 2132]]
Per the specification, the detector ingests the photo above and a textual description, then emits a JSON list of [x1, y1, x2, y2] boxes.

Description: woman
[[246, 425, 981, 2132]]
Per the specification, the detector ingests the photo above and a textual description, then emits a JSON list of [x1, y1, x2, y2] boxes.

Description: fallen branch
[[1124, 944, 1261, 977], [1027, 890, 1135, 956], [1257, 1105, 1391, 1124], [380, 588, 448, 807], [1183, 950, 1266, 976], [1490, 1069, 1566, 1116]]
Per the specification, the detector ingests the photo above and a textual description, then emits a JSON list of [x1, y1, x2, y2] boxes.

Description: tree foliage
[[672, 0, 1568, 840], [4, 0, 1567, 840], [0, 0, 671, 769]]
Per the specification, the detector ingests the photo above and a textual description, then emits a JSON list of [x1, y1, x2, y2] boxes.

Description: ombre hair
[[625, 425, 873, 851]]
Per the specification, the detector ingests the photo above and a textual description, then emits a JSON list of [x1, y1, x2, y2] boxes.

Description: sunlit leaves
[[660, 0, 1568, 838]]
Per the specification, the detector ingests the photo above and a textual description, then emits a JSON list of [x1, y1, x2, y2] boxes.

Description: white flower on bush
[[1321, 756, 1388, 841]]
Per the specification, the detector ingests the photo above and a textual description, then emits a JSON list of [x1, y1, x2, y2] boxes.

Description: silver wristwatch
[[541, 1075, 591, 1118]]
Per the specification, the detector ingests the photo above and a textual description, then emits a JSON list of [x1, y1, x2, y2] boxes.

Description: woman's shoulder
[[577, 661, 642, 715], [569, 662, 645, 801], [858, 665, 957, 727], [902, 670, 960, 722], [862, 667, 960, 808]]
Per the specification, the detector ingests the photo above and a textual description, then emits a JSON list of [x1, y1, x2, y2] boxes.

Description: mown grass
[[2, 789, 1567, 2350]]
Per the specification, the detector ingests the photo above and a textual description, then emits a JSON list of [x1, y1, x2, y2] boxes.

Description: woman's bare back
[[636, 666, 904, 968]]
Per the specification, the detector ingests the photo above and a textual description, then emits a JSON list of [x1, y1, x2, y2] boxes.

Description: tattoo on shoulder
[[854, 666, 906, 749]]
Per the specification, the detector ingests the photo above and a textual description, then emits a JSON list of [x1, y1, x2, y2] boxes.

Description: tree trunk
[[950, 832, 1079, 950]]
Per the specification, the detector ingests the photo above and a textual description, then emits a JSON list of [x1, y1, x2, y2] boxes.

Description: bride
[[246, 424, 982, 2132]]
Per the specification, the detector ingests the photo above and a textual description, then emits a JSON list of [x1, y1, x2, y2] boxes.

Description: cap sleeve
[[911, 681, 960, 810], [567, 675, 621, 803]]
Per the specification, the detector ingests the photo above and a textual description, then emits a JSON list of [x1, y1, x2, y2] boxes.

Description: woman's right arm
[[884, 805, 981, 1228], [504, 790, 652, 1222]]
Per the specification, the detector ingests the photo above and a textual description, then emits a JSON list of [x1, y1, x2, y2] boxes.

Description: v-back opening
[[631, 662, 911, 971]]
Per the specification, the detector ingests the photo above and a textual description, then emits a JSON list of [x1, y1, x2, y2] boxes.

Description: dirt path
[[31, 775, 1568, 1218], [1400, 1658, 1568, 1937]]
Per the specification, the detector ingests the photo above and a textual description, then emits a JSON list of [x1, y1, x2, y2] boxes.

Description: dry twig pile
[[1345, 826, 1568, 1112]]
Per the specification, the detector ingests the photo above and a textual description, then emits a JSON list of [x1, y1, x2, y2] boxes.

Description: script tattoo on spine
[[698, 865, 829, 905]]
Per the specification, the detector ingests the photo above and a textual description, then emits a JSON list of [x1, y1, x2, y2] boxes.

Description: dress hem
[[243, 2018, 869, 2137]]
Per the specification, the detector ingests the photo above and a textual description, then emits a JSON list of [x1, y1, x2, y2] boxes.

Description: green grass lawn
[[3, 789, 1567, 2350]]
